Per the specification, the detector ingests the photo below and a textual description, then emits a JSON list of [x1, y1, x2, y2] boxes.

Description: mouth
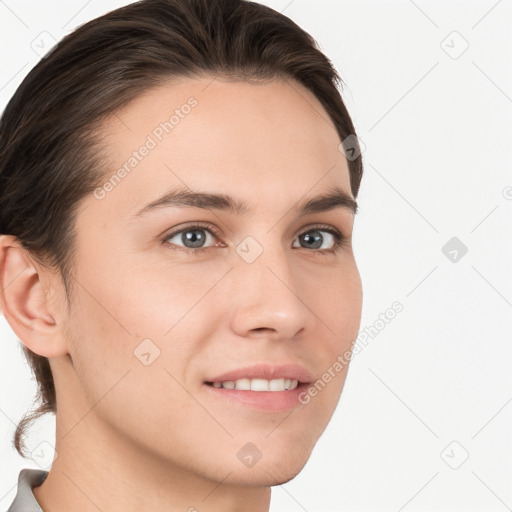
[[202, 380, 311, 412], [202, 365, 313, 412], [204, 377, 302, 391]]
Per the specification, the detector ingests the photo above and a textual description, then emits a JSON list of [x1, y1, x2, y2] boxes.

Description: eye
[[292, 225, 348, 254], [161, 222, 349, 255], [162, 222, 222, 253]]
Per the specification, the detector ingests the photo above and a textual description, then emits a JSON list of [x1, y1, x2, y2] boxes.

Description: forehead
[[91, 76, 352, 220]]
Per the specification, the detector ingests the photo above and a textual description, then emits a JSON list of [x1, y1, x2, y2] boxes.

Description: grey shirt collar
[[6, 468, 48, 512]]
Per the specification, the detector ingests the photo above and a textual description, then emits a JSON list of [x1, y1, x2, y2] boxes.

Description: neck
[[33, 406, 271, 512]]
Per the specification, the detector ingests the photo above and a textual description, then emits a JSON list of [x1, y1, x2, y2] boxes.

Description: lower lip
[[202, 382, 310, 412]]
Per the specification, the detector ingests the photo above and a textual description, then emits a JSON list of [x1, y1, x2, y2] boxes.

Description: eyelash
[[161, 221, 350, 256]]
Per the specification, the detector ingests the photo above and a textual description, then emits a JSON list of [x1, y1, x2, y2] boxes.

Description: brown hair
[[0, 0, 364, 458]]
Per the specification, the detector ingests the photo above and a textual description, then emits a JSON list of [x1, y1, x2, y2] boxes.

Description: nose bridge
[[228, 233, 312, 339]]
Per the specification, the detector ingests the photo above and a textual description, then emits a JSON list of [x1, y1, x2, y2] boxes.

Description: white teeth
[[251, 378, 269, 391], [236, 378, 251, 390], [211, 378, 299, 391], [269, 378, 285, 391]]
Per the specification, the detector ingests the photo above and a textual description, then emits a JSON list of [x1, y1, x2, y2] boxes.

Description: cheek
[[108, 255, 227, 337], [307, 259, 363, 341], [301, 262, 362, 401], [65, 292, 133, 410], [65, 261, 219, 402], [64, 281, 203, 443]]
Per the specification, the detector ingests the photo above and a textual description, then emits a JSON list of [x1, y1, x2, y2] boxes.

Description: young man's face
[[55, 76, 362, 485]]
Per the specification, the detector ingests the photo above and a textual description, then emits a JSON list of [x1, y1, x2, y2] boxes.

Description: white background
[[0, 0, 511, 510]]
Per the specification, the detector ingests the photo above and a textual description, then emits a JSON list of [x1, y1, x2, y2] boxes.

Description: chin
[[224, 446, 314, 487], [225, 467, 306, 488]]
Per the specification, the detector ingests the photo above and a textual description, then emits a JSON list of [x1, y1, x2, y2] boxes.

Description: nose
[[228, 243, 316, 342]]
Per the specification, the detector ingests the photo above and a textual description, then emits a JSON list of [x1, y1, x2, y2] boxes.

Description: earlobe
[[0, 235, 68, 358]]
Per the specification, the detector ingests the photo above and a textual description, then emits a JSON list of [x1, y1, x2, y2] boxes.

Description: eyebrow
[[131, 185, 358, 219]]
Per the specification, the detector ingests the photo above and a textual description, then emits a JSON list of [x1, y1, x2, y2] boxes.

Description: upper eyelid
[[163, 222, 222, 241]]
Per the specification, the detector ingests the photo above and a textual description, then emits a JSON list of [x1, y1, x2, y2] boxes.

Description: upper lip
[[206, 363, 313, 384]]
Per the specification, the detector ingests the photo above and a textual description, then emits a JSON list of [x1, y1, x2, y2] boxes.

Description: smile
[[205, 378, 299, 391]]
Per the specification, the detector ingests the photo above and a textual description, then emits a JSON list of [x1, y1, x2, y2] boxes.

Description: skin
[[0, 76, 362, 511]]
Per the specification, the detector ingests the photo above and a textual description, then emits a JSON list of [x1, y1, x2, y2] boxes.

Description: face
[[59, 76, 362, 485]]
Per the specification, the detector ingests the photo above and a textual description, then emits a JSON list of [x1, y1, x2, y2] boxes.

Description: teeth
[[269, 378, 285, 391], [211, 378, 299, 391]]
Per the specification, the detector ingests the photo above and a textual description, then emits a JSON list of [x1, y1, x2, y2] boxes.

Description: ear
[[0, 234, 69, 358]]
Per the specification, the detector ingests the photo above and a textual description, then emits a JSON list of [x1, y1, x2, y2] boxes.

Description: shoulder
[[5, 468, 48, 512]]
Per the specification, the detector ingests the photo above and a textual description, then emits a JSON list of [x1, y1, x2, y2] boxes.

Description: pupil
[[302, 231, 322, 249], [184, 230, 205, 248]]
